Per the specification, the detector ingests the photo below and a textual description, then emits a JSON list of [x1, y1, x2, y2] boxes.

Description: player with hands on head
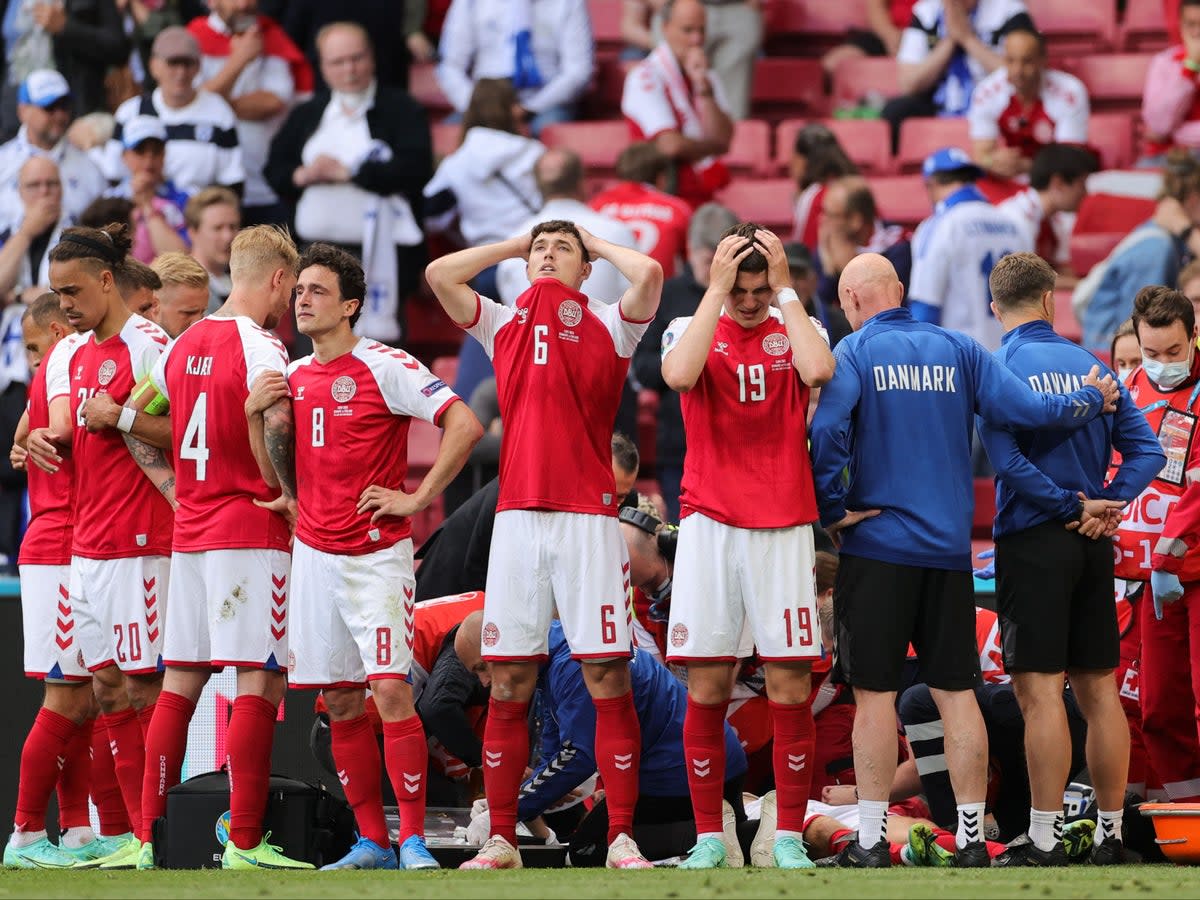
[[660, 223, 833, 869], [279, 242, 482, 871], [426, 215, 663, 870]]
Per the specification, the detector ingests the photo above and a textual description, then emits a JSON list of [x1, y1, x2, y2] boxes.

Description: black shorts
[[833, 554, 981, 692], [995, 520, 1118, 673], [844, 28, 888, 57]]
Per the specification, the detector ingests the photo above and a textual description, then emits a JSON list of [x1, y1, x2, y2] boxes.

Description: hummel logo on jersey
[[787, 753, 807, 772], [56, 756, 66, 770], [293, 386, 305, 400], [714, 341, 729, 355], [485, 750, 503, 769], [403, 772, 422, 794], [337, 768, 349, 786], [691, 757, 711, 778], [613, 753, 633, 771], [109, 739, 118, 757]]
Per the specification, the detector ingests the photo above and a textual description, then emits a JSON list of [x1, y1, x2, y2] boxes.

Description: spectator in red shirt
[[1142, 0, 1200, 164], [591, 142, 693, 279]]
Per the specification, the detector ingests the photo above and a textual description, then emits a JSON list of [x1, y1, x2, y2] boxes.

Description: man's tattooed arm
[[262, 398, 297, 499], [123, 434, 177, 509]]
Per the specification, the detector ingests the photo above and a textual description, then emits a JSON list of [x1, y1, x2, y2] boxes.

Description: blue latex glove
[[1150, 570, 1185, 620], [973, 548, 995, 580]]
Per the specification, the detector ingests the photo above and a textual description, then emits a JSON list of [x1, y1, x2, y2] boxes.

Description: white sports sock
[[956, 802, 986, 849], [59, 826, 96, 849], [1028, 808, 1061, 852], [1097, 808, 1124, 843], [9, 828, 46, 849], [857, 799, 888, 848], [696, 831, 723, 842]]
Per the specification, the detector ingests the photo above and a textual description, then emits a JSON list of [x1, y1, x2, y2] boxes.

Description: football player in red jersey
[[427, 219, 662, 869], [660, 224, 834, 869], [249, 243, 481, 870]]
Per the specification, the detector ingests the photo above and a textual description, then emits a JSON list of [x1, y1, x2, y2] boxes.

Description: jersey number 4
[[181, 392, 211, 480]]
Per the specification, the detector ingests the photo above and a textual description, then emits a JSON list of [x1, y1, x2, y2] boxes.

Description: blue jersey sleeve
[[1101, 386, 1168, 502], [516, 673, 597, 821], [810, 340, 863, 526], [970, 340, 1105, 430], [976, 413, 1078, 520]]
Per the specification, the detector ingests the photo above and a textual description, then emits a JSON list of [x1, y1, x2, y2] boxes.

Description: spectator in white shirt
[[103, 26, 246, 197], [0, 156, 69, 304], [189, 0, 314, 225], [185, 185, 240, 312], [0, 70, 105, 226], [436, 0, 594, 137], [968, 25, 1089, 179]]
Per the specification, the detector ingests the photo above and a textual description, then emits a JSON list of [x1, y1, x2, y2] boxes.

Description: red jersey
[[463, 280, 649, 516], [410, 591, 486, 687], [150, 316, 292, 553], [590, 182, 692, 279], [975, 606, 1008, 685], [19, 333, 87, 566], [1113, 367, 1200, 583], [967, 68, 1089, 161], [664, 309, 822, 528], [289, 338, 460, 555], [70, 315, 173, 559]]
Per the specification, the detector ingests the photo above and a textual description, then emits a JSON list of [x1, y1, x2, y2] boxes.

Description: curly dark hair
[[298, 242, 367, 327]]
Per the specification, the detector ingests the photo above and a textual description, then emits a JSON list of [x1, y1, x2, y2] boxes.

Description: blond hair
[[229, 225, 299, 284], [152, 251, 209, 290], [184, 185, 239, 232]]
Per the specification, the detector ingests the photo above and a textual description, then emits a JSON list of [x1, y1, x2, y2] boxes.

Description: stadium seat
[[895, 117, 972, 174], [973, 477, 996, 540], [431, 122, 462, 161], [1053, 288, 1083, 343], [1065, 54, 1153, 113], [866, 175, 931, 228], [1086, 111, 1136, 170], [1075, 191, 1157, 233], [1121, 0, 1172, 52], [585, 56, 636, 119], [540, 120, 630, 176], [725, 119, 773, 176], [409, 63, 453, 114], [407, 419, 442, 476], [750, 59, 828, 121], [637, 388, 658, 473], [588, 0, 624, 55], [714, 178, 796, 234], [1036, 0, 1118, 56], [830, 57, 899, 113], [779, 118, 894, 175], [431, 356, 459, 389], [406, 296, 464, 362], [764, 0, 868, 56]]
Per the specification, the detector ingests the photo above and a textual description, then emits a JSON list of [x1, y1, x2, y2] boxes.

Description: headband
[[59, 232, 122, 265]]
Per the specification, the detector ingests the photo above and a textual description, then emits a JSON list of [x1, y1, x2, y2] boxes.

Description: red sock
[[329, 714, 389, 848], [593, 692, 641, 844], [830, 827, 855, 854], [383, 714, 428, 842], [770, 700, 815, 832], [136, 702, 156, 739], [56, 716, 93, 830], [932, 830, 1005, 858], [14, 708, 79, 832], [140, 692, 195, 842], [101, 709, 145, 838], [91, 716, 130, 835], [683, 696, 727, 837], [482, 698, 529, 847], [227, 695, 277, 851]]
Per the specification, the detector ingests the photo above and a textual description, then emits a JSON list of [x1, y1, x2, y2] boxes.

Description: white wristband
[[116, 406, 136, 434], [777, 287, 801, 306]]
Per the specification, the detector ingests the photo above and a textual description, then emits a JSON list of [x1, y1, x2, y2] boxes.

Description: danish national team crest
[[671, 623, 688, 648], [762, 333, 790, 357], [482, 621, 500, 648], [331, 376, 357, 403], [97, 359, 117, 386], [557, 299, 583, 328]]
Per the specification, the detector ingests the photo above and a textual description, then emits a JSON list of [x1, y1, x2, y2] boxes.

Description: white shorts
[[482, 509, 631, 660], [288, 537, 416, 688], [19, 564, 89, 682], [70, 555, 170, 674], [164, 548, 292, 671], [667, 514, 820, 663]]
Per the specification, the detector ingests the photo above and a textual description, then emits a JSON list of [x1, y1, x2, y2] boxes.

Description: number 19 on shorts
[[783, 607, 813, 648]]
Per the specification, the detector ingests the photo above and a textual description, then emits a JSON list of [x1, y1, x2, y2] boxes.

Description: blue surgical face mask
[[1117, 367, 1135, 383], [1142, 352, 1193, 390]]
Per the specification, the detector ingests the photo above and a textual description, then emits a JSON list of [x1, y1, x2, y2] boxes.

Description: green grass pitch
[[0, 866, 1195, 899]]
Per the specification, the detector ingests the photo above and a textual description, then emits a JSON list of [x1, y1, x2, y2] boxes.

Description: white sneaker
[[606, 832, 653, 869], [723, 800, 745, 868], [750, 790, 777, 867], [459, 835, 523, 870]]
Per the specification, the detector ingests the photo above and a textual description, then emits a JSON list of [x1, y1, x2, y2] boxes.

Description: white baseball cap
[[121, 115, 168, 150], [18, 69, 70, 108]]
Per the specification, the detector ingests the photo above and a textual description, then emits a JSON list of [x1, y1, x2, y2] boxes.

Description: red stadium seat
[[765, 0, 868, 56], [778, 118, 894, 175], [973, 477, 996, 540], [407, 419, 442, 474], [1086, 111, 1136, 170], [1068, 192, 1155, 276], [1121, 0, 1172, 52], [409, 63, 453, 114], [1069, 232, 1127, 277], [540, 120, 630, 176], [585, 56, 636, 119], [866, 175, 931, 228], [588, 0, 624, 53], [1065, 53, 1153, 113], [725, 119, 772, 176], [431, 356, 459, 389], [750, 59, 828, 121], [831, 57, 900, 113], [431, 122, 462, 161], [895, 117, 972, 174], [405, 296, 464, 362], [1053, 288, 1083, 343], [714, 178, 796, 234], [1036, 0, 1118, 56]]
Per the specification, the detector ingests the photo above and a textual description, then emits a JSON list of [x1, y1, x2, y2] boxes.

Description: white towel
[[356, 140, 421, 343]]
